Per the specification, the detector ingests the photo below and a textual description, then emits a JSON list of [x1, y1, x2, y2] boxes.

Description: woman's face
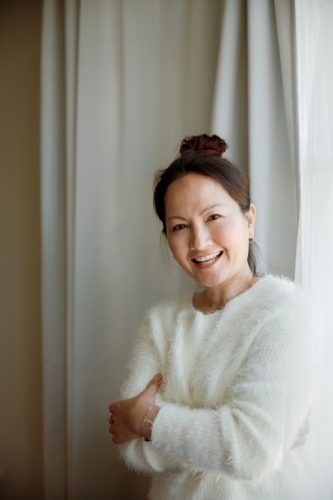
[[165, 173, 256, 289]]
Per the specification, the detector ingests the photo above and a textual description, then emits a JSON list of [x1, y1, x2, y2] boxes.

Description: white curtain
[[41, 1, 221, 498], [41, 0, 333, 498], [293, 0, 333, 497]]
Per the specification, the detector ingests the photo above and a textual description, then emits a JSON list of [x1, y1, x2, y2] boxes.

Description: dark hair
[[153, 134, 258, 274]]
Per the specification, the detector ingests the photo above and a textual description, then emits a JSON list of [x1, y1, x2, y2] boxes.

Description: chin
[[184, 263, 230, 288], [194, 274, 228, 289]]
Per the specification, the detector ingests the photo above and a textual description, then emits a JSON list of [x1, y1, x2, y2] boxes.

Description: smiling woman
[[109, 135, 314, 500]]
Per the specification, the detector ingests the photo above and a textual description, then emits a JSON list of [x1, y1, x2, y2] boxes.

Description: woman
[[109, 135, 314, 499]]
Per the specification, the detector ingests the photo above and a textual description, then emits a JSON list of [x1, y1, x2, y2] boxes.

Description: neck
[[194, 266, 257, 314]]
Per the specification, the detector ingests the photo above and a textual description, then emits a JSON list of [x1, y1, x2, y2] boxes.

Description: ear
[[245, 203, 256, 238]]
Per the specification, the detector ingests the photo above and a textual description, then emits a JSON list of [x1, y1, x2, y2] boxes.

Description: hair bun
[[179, 134, 227, 157]]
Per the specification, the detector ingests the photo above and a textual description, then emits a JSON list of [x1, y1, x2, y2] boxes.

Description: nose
[[189, 225, 211, 251]]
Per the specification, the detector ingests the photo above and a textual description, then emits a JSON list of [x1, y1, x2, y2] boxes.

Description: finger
[[109, 403, 116, 413]]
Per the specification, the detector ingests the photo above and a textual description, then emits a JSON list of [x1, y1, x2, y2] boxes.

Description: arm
[[115, 314, 183, 473], [150, 295, 314, 483]]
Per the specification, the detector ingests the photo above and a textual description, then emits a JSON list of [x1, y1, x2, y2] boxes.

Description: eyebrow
[[166, 204, 227, 222]]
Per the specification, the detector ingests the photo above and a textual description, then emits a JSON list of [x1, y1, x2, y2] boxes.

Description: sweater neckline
[[188, 274, 269, 317]]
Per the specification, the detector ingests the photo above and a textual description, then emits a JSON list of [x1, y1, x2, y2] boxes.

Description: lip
[[191, 251, 223, 269]]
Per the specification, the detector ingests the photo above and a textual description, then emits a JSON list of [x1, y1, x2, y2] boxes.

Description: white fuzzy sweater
[[119, 275, 314, 499]]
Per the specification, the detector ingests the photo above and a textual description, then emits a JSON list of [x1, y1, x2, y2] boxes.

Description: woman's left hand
[[109, 374, 162, 444]]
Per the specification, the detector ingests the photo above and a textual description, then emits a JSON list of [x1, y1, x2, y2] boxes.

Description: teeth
[[195, 251, 221, 262]]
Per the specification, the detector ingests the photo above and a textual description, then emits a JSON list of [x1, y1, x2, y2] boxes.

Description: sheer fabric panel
[[292, 1, 333, 497]]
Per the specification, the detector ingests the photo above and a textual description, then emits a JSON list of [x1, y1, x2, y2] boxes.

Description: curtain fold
[[211, 0, 249, 168], [274, 0, 300, 215], [41, 0, 68, 497]]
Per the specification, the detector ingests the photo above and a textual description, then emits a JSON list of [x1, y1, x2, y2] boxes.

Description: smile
[[192, 251, 223, 267]]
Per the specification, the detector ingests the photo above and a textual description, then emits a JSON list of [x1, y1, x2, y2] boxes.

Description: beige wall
[[0, 1, 44, 499]]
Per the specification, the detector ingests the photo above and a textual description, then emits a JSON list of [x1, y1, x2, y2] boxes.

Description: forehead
[[164, 174, 237, 213]]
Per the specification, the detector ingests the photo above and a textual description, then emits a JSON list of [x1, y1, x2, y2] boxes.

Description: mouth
[[192, 251, 223, 268]]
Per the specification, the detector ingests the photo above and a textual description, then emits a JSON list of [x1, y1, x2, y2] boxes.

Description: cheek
[[167, 234, 185, 259], [210, 219, 234, 243], [213, 219, 248, 251]]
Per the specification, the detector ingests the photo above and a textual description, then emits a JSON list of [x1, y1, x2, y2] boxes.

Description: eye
[[172, 223, 187, 231], [207, 214, 221, 221]]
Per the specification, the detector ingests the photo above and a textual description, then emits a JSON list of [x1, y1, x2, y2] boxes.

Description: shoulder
[[240, 274, 314, 341], [251, 275, 314, 343], [134, 294, 194, 352], [141, 294, 192, 330], [256, 273, 295, 300], [253, 274, 312, 313]]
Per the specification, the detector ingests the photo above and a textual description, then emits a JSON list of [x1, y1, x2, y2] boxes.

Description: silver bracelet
[[141, 404, 158, 441]]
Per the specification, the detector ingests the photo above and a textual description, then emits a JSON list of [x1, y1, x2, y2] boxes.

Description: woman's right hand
[[109, 374, 162, 444]]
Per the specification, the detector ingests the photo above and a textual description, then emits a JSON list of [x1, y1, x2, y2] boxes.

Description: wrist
[[142, 405, 160, 441]]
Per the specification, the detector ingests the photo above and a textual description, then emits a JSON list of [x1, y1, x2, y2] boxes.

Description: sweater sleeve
[[117, 313, 183, 473], [150, 293, 314, 483]]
